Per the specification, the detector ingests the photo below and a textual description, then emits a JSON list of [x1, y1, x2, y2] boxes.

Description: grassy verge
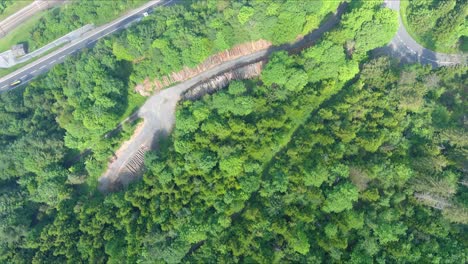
[[0, 10, 47, 52], [0, 42, 66, 77], [119, 91, 147, 123], [0, 0, 33, 21], [0, 60, 25, 77], [399, 0, 461, 54], [0, 1, 150, 76]]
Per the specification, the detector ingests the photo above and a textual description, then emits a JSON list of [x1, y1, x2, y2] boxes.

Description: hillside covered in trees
[[0, 0, 466, 263]]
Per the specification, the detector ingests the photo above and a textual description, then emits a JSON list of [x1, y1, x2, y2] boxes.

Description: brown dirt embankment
[[135, 40, 272, 96]]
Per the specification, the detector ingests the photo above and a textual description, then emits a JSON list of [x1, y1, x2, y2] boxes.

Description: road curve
[[382, 0, 467, 67], [0, 0, 171, 93]]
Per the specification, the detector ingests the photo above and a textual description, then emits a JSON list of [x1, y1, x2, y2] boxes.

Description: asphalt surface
[[381, 0, 467, 67], [0, 0, 171, 92], [0, 0, 65, 38]]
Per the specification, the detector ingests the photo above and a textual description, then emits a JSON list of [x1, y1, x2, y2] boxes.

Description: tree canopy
[[0, 1, 466, 263]]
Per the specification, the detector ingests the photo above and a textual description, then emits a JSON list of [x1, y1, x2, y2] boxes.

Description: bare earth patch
[[113, 120, 144, 158], [135, 39, 272, 96]]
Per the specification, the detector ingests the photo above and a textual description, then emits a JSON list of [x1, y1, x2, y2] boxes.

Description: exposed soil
[[134, 39, 272, 96], [113, 121, 144, 158]]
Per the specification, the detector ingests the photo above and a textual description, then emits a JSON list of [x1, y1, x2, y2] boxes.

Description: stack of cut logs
[[183, 61, 264, 100], [123, 145, 148, 178]]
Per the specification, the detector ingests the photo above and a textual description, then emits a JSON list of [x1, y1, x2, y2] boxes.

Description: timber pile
[[134, 78, 154, 96], [183, 61, 264, 100], [123, 145, 149, 178], [135, 39, 272, 96]]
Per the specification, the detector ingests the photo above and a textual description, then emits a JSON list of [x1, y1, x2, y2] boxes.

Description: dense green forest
[[402, 0, 468, 52], [0, 0, 345, 261], [0, 0, 466, 263]]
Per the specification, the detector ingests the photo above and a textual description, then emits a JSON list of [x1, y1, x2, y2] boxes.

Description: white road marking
[[20, 75, 27, 79], [391, 11, 468, 66], [31, 70, 37, 73], [49, 60, 56, 64], [39, 65, 46, 69], [59, 55, 66, 60], [0, 0, 173, 86]]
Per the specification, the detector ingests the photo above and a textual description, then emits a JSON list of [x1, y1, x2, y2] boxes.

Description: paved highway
[[383, 0, 467, 67], [0, 0, 171, 93], [0, 0, 65, 38]]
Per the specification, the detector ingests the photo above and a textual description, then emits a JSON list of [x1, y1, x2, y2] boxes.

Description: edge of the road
[[0, 0, 171, 92], [399, 0, 466, 55], [384, 0, 467, 66]]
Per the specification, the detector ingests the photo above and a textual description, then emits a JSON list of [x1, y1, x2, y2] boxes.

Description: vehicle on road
[[9, 80, 21, 86], [0, 0, 168, 91]]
